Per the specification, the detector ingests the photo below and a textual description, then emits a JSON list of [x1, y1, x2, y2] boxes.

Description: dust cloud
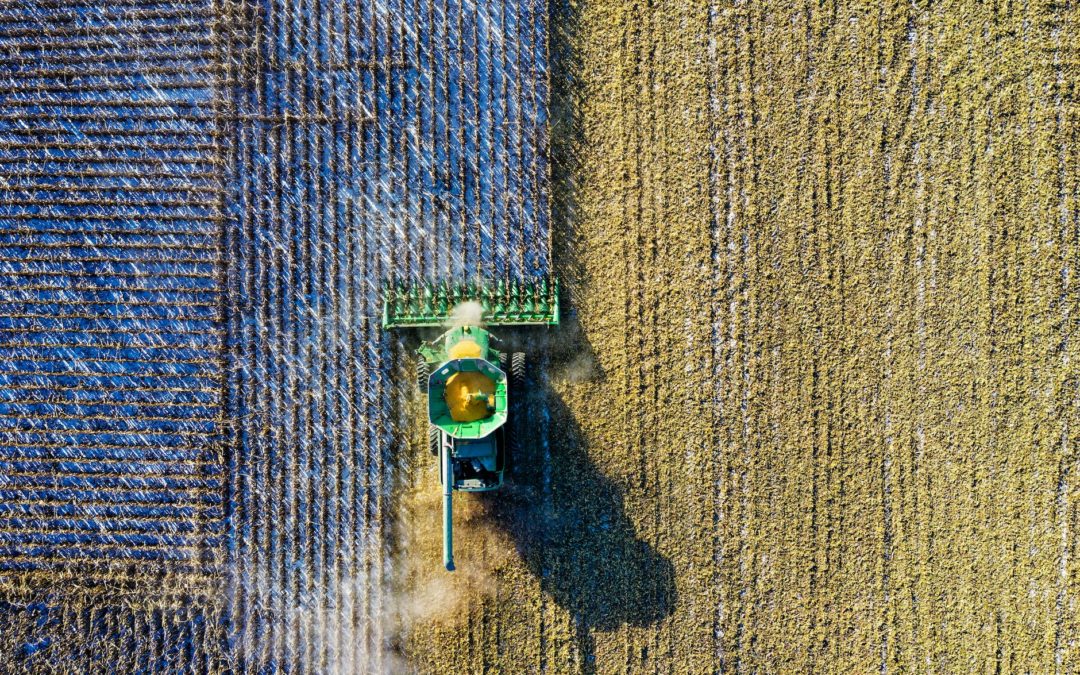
[[386, 452, 513, 644], [552, 350, 598, 384], [448, 300, 485, 328]]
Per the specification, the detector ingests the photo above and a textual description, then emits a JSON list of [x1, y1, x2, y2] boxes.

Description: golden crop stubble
[[711, 1, 1080, 672], [709, 4, 900, 670], [896, 2, 1080, 670], [1057, 7, 1080, 669], [547, 0, 718, 669], [393, 0, 1080, 672]]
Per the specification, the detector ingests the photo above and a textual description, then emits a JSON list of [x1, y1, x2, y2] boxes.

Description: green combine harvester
[[383, 280, 558, 570]]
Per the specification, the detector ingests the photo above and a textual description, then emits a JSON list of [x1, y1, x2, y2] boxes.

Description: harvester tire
[[510, 352, 526, 389], [428, 425, 440, 456], [417, 358, 429, 393]]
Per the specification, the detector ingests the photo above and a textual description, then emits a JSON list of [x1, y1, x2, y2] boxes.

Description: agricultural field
[[0, 0, 1078, 673]]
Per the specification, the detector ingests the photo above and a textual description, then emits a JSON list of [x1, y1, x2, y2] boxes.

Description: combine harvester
[[383, 281, 558, 570]]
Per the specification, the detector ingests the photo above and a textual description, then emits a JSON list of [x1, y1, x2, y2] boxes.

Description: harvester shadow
[[487, 326, 676, 671], [484, 0, 676, 666]]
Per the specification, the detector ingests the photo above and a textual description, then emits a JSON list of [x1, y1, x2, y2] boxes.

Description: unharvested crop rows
[[0, 0, 549, 671]]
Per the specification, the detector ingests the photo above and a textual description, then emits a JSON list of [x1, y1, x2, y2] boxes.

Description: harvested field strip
[[705, 4, 1079, 671], [467, 1, 1078, 672]]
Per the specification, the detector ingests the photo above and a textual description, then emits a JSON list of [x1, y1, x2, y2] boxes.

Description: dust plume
[[448, 300, 485, 328], [552, 350, 598, 384], [386, 436, 513, 639], [286, 576, 411, 675]]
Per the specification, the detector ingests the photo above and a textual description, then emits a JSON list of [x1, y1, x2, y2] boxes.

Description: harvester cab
[[382, 280, 558, 571]]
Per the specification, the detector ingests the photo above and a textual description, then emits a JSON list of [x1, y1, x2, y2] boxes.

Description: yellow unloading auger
[[382, 280, 559, 570]]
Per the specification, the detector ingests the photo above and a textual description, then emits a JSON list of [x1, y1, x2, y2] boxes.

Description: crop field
[[1, 0, 1079, 673]]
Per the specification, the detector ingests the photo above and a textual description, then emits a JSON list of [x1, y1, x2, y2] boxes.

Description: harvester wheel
[[417, 358, 429, 393], [428, 425, 440, 456], [510, 352, 526, 389]]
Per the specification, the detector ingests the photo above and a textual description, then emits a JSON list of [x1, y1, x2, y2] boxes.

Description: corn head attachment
[[381, 279, 560, 328]]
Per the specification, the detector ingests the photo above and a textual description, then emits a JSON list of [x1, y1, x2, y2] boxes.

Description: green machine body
[[384, 280, 556, 571]]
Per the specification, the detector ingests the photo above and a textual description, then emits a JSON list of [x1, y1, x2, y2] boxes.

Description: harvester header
[[381, 279, 560, 328]]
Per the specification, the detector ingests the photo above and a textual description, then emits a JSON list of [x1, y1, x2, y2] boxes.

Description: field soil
[[398, 1, 1080, 673]]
